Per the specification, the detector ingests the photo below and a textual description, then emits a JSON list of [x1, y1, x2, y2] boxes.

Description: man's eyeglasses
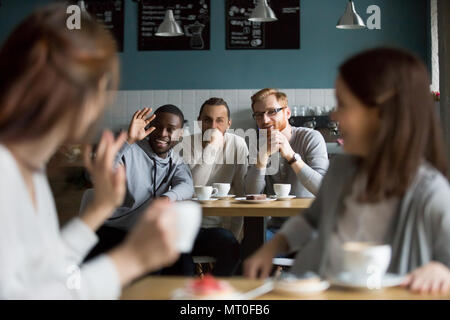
[[252, 107, 286, 120]]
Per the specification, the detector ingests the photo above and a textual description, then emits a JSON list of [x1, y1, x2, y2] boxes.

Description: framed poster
[[85, 0, 125, 52], [138, 0, 210, 51], [226, 0, 300, 50]]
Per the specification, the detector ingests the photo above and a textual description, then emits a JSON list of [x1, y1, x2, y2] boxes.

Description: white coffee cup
[[212, 183, 231, 197], [173, 201, 202, 253], [340, 242, 392, 288], [273, 183, 291, 197], [194, 186, 218, 200]]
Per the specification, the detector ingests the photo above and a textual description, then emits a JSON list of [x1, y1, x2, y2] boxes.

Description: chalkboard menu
[[85, 0, 125, 52], [226, 0, 300, 50], [138, 0, 210, 51]]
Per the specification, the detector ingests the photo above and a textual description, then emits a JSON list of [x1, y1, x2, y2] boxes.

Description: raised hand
[[81, 130, 128, 231], [108, 199, 180, 286], [127, 107, 156, 145]]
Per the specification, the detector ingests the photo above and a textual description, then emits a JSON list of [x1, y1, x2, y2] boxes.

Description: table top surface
[[200, 198, 313, 217], [121, 276, 450, 300]]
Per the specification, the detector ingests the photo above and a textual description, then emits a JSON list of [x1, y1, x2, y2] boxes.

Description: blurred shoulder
[[0, 145, 16, 176], [0, 145, 22, 198], [416, 163, 450, 202]]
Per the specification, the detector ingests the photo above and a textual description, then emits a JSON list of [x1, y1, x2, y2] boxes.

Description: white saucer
[[235, 197, 277, 204], [212, 194, 236, 200], [191, 198, 219, 204], [274, 195, 296, 201], [328, 272, 405, 290]]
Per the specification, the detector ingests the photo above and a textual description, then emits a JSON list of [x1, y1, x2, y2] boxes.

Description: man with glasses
[[245, 88, 329, 242]]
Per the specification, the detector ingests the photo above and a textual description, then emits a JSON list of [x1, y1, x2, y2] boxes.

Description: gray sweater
[[104, 140, 194, 230], [245, 126, 329, 229], [279, 154, 450, 276]]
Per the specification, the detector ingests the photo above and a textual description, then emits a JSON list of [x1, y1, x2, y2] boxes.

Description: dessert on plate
[[173, 274, 238, 300], [246, 194, 267, 200]]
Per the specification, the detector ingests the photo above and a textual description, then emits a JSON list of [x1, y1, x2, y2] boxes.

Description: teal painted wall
[[0, 0, 431, 90]]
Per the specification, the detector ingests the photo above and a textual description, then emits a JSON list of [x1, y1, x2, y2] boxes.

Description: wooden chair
[[193, 256, 217, 277]]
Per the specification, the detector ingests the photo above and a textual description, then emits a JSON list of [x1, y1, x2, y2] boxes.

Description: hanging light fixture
[[156, 9, 184, 37], [248, 0, 278, 22], [336, 0, 366, 29]]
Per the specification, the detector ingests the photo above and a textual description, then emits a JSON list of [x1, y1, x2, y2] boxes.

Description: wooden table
[[201, 198, 313, 217], [121, 276, 450, 300], [200, 198, 313, 258]]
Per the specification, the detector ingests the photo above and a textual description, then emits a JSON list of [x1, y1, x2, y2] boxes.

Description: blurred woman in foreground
[[244, 48, 450, 294], [0, 4, 179, 299]]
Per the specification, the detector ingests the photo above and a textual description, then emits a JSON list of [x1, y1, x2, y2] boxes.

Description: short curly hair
[[154, 104, 185, 126]]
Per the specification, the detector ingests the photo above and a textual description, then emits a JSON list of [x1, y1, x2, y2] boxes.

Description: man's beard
[[274, 117, 288, 132]]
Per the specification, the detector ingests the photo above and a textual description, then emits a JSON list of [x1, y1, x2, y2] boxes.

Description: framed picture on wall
[[138, 0, 211, 51], [226, 0, 300, 50]]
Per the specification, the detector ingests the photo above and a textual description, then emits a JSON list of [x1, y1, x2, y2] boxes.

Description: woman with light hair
[[0, 4, 180, 299]]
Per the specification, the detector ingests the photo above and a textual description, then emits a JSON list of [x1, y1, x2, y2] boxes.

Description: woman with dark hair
[[0, 4, 179, 299], [244, 48, 450, 294]]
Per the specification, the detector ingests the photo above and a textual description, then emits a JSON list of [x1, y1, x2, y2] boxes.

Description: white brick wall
[[104, 89, 336, 132]]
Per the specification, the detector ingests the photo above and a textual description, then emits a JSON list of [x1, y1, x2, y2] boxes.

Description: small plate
[[191, 198, 219, 204], [328, 272, 405, 290], [235, 197, 277, 204], [212, 194, 236, 200], [274, 195, 296, 201], [273, 272, 329, 296]]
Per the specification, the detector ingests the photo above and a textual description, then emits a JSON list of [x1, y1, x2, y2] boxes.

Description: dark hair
[[339, 47, 447, 202], [0, 3, 119, 143], [154, 104, 185, 126], [198, 97, 230, 119]]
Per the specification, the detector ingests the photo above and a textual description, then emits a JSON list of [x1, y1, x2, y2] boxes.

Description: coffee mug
[[173, 201, 202, 253], [273, 183, 291, 197], [194, 186, 218, 200], [340, 242, 392, 288], [212, 183, 231, 197]]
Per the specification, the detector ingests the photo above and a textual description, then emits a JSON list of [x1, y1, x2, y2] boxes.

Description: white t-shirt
[[181, 132, 249, 241], [0, 145, 120, 299]]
